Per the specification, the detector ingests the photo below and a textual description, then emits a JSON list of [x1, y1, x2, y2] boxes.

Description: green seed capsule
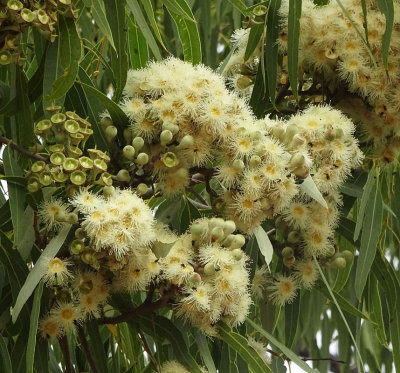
[[53, 171, 69, 183], [64, 119, 79, 134], [70, 170, 86, 186], [31, 161, 46, 173], [100, 172, 113, 186], [253, 4, 268, 16], [50, 152, 65, 166], [79, 156, 93, 170], [63, 157, 79, 172], [287, 231, 301, 244], [204, 263, 216, 276], [37, 9, 49, 24], [161, 152, 178, 167], [67, 145, 83, 158], [20, 8, 35, 22], [35, 119, 52, 133], [93, 158, 107, 172], [48, 144, 64, 153], [282, 246, 294, 258], [27, 178, 40, 193], [51, 113, 66, 125], [66, 213, 79, 225], [7, 0, 23, 11], [38, 172, 53, 186], [65, 111, 81, 121]]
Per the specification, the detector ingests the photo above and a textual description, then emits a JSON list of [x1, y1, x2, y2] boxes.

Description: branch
[[0, 135, 48, 162], [76, 324, 101, 373], [98, 286, 176, 325], [58, 334, 76, 373]]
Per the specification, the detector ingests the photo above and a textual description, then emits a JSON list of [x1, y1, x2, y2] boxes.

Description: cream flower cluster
[[278, 0, 400, 161], [121, 57, 303, 232]]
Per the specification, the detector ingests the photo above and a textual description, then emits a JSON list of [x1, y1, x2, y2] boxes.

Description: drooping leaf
[[193, 329, 217, 373], [254, 226, 273, 268], [299, 175, 328, 209], [128, 17, 150, 69], [376, 0, 394, 69], [0, 336, 12, 373], [142, 0, 167, 51], [161, 0, 197, 21], [244, 22, 264, 62], [12, 224, 71, 323], [285, 293, 300, 348], [227, 0, 252, 16]]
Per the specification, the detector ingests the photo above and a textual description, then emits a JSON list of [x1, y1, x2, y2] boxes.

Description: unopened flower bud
[[105, 125, 118, 142], [249, 155, 261, 168], [103, 185, 115, 198], [74, 228, 85, 239], [223, 220, 236, 236], [132, 137, 145, 151], [160, 130, 173, 146], [136, 183, 148, 195], [116, 169, 130, 182], [211, 227, 224, 242], [283, 255, 296, 268], [340, 250, 353, 263], [100, 117, 113, 131], [178, 135, 194, 149], [287, 231, 301, 244], [204, 262, 216, 276], [232, 159, 244, 173], [123, 145, 135, 160], [232, 248, 244, 261], [66, 213, 79, 225], [289, 153, 306, 170], [81, 250, 96, 265], [230, 234, 246, 249], [70, 239, 84, 254], [123, 128, 132, 144], [282, 246, 294, 258], [332, 257, 347, 269], [190, 220, 208, 239], [162, 122, 179, 134], [136, 153, 149, 166], [284, 124, 299, 143]]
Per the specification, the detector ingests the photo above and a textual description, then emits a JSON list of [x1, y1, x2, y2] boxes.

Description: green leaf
[[287, 0, 302, 101], [104, 0, 129, 101], [285, 293, 300, 348], [265, 0, 282, 106], [333, 237, 355, 292], [128, 17, 150, 69], [0, 336, 11, 373], [244, 22, 264, 61], [85, 321, 109, 373], [12, 224, 71, 323], [376, 0, 394, 69], [84, 0, 116, 50], [16, 206, 35, 260], [355, 174, 383, 300], [247, 319, 317, 373], [253, 226, 273, 268], [50, 16, 82, 100], [219, 322, 272, 373], [161, 0, 197, 21], [227, 0, 252, 16], [390, 308, 400, 373], [142, 0, 167, 51], [244, 236, 258, 282], [167, 3, 202, 64], [193, 330, 217, 373], [26, 282, 44, 373], [3, 146, 25, 245], [127, 0, 162, 61], [299, 175, 327, 209], [354, 167, 375, 241]]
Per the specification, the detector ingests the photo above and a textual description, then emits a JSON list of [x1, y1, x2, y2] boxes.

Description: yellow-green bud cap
[[70, 170, 86, 186], [132, 137, 145, 151], [223, 220, 236, 236], [31, 160, 46, 173], [50, 152, 65, 166], [136, 153, 149, 166], [204, 263, 216, 276], [178, 135, 194, 149], [105, 125, 118, 142], [66, 213, 79, 225], [38, 172, 53, 186], [116, 169, 130, 182], [51, 113, 66, 125], [79, 156, 93, 170], [282, 246, 294, 258], [160, 130, 173, 146], [123, 145, 135, 160], [161, 152, 179, 168], [64, 119, 79, 134], [232, 248, 244, 261], [93, 158, 107, 172], [63, 157, 79, 172], [27, 177, 40, 193], [100, 172, 113, 186], [230, 234, 246, 249], [232, 159, 244, 173], [136, 183, 148, 195]]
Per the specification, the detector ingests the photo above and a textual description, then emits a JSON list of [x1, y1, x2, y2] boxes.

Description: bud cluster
[[27, 108, 112, 195], [0, 0, 77, 65]]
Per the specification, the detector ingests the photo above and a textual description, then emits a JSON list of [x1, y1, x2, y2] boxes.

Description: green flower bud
[[162, 122, 179, 134], [31, 161, 46, 173], [340, 250, 353, 263], [66, 212, 79, 225], [136, 183, 148, 195], [190, 220, 208, 239], [63, 157, 79, 172], [249, 155, 261, 168], [136, 153, 149, 166], [7, 0, 23, 11], [21, 8, 35, 22], [123, 128, 132, 144], [53, 171, 69, 183], [105, 125, 118, 142], [288, 153, 306, 170], [211, 227, 224, 242], [230, 234, 246, 250], [123, 145, 136, 160], [284, 124, 299, 143], [64, 119, 79, 134], [65, 111, 81, 121], [37, 9, 49, 24], [100, 116, 113, 131], [232, 248, 243, 261], [67, 145, 83, 158], [38, 172, 53, 186], [178, 134, 194, 149], [161, 152, 179, 168], [223, 220, 236, 236], [35, 119, 52, 134], [332, 257, 347, 269], [27, 177, 40, 193], [51, 113, 66, 125], [70, 170, 86, 186], [283, 255, 296, 268], [93, 158, 107, 172], [116, 169, 130, 182], [79, 156, 93, 170], [103, 185, 115, 198], [222, 234, 234, 247], [232, 159, 244, 173], [236, 75, 253, 90], [74, 228, 85, 239], [209, 218, 225, 229], [69, 238, 85, 255], [160, 130, 173, 146], [50, 152, 65, 166], [189, 273, 202, 286], [99, 172, 113, 186], [254, 144, 266, 156], [282, 246, 294, 258], [81, 250, 96, 265], [287, 231, 301, 244], [132, 137, 145, 151], [204, 262, 216, 276]]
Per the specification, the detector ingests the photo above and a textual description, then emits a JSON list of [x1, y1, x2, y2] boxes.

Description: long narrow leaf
[[375, 0, 394, 69]]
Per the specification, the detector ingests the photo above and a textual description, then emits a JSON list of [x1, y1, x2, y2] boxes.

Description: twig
[[58, 334, 76, 373], [187, 186, 209, 206], [187, 197, 211, 210], [0, 135, 48, 162], [76, 324, 101, 373], [98, 287, 176, 325]]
